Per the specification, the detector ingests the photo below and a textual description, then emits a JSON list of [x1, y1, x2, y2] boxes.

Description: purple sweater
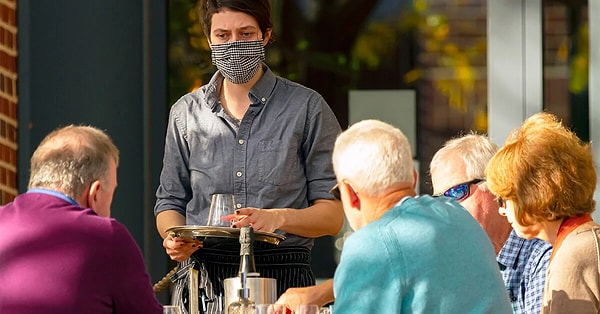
[[0, 192, 163, 314]]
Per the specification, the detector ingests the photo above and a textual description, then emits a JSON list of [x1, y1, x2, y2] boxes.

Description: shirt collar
[[249, 63, 276, 103], [26, 188, 80, 207], [550, 214, 593, 261], [497, 230, 525, 269], [205, 63, 276, 110]]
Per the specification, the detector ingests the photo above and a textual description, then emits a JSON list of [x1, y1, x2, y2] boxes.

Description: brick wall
[[0, 0, 18, 204], [415, 0, 489, 193], [413, 0, 579, 193]]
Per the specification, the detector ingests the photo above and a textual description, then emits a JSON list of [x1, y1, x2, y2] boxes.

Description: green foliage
[[167, 0, 212, 105]]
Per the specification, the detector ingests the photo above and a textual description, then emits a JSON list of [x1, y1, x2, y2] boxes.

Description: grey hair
[[28, 125, 119, 199], [332, 119, 414, 197], [430, 132, 498, 190]]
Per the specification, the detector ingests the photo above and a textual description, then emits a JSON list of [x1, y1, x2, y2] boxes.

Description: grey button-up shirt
[[154, 65, 341, 248]]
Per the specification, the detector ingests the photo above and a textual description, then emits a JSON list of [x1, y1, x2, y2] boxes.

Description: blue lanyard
[[26, 188, 80, 207]]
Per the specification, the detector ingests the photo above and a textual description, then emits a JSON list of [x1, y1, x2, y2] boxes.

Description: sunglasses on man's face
[[435, 178, 484, 201]]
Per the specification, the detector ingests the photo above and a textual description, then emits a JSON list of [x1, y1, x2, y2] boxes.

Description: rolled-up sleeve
[[302, 93, 341, 203], [154, 98, 193, 217]]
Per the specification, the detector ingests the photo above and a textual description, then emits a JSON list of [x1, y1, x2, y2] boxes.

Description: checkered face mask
[[210, 39, 266, 84]]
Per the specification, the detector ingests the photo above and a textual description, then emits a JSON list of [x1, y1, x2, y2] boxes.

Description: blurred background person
[[430, 133, 552, 314], [330, 119, 510, 313], [0, 125, 162, 314], [486, 112, 599, 313], [154, 0, 343, 312]]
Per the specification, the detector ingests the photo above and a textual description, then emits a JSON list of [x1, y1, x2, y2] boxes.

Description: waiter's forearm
[[279, 199, 344, 237], [156, 210, 186, 239]]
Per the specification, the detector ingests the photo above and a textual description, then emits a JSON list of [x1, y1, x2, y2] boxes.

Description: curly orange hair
[[485, 112, 596, 226]]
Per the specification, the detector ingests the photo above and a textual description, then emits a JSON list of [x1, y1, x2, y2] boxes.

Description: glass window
[[543, 0, 589, 141]]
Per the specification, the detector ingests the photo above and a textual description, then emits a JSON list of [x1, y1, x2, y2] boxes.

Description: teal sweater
[[333, 195, 511, 313]]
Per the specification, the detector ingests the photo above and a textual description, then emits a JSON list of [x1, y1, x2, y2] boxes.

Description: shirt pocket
[[258, 139, 300, 186]]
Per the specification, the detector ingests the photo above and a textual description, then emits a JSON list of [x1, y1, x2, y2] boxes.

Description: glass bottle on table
[[226, 272, 256, 314], [227, 226, 258, 314]]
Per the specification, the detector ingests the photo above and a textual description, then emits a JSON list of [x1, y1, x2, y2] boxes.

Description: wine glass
[[207, 193, 236, 227], [255, 304, 275, 314], [163, 305, 183, 314], [318, 306, 332, 314], [257, 304, 288, 314], [295, 304, 319, 314]]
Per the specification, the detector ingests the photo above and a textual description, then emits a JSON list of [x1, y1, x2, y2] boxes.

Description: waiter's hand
[[163, 235, 202, 262], [229, 207, 283, 233]]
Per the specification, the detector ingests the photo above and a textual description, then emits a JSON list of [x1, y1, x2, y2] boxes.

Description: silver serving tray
[[166, 225, 285, 245]]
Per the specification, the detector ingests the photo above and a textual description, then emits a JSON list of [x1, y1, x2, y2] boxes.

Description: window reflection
[[543, 0, 589, 141]]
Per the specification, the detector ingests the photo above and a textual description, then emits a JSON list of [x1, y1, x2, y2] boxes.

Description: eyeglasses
[[329, 180, 358, 201], [434, 178, 483, 201]]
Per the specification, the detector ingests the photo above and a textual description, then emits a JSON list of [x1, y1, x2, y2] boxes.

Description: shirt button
[[261, 97, 266, 102], [238, 139, 244, 145], [236, 203, 242, 209], [236, 171, 243, 177]]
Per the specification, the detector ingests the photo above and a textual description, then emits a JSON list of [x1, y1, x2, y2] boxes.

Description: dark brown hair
[[198, 0, 273, 44]]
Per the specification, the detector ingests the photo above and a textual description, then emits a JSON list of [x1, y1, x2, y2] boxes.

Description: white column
[[589, 0, 600, 220], [488, 0, 543, 145], [524, 0, 543, 118]]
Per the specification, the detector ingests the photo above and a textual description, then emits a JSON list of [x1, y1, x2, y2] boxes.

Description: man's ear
[[343, 183, 361, 210], [87, 180, 101, 208], [412, 169, 418, 189]]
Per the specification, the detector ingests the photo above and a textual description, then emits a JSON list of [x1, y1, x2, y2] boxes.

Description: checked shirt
[[497, 230, 553, 314]]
